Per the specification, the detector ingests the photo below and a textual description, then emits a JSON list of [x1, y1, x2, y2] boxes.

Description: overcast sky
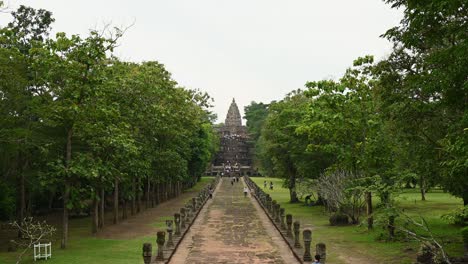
[[1, 0, 402, 123]]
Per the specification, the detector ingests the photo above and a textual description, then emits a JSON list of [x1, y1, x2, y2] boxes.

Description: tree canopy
[[0, 5, 219, 248]]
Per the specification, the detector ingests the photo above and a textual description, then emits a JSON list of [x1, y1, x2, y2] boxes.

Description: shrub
[[329, 213, 349, 226], [318, 170, 365, 224]]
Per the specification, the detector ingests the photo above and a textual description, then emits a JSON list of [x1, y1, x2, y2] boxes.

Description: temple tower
[[225, 98, 242, 128], [208, 98, 257, 176]]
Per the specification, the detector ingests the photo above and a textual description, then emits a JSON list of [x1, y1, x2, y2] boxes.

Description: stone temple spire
[[225, 98, 242, 127]]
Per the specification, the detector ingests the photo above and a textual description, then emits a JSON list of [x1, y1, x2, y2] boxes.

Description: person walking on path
[[313, 254, 321, 264], [264, 180, 267, 189], [243, 186, 249, 197], [270, 181, 274, 190]]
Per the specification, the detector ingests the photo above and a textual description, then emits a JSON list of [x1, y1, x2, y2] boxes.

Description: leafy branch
[[392, 213, 451, 264]]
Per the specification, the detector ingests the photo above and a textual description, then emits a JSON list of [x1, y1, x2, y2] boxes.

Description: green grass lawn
[[0, 177, 214, 264], [252, 177, 464, 264]]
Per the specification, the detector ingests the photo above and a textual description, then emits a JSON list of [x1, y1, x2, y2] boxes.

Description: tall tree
[[0, 5, 54, 229], [379, 0, 468, 204]]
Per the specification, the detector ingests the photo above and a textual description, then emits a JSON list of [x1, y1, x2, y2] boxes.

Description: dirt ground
[[97, 191, 199, 240], [0, 185, 205, 251]]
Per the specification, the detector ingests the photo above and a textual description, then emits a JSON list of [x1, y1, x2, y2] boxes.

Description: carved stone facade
[[207, 99, 258, 176]]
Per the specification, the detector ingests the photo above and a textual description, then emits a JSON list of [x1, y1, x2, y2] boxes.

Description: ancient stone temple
[[207, 99, 258, 176]]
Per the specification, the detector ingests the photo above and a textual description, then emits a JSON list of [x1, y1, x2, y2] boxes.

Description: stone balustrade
[[142, 176, 220, 263], [243, 175, 328, 264]]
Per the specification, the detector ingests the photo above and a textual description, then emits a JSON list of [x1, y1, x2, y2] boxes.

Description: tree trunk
[[146, 177, 150, 209], [157, 183, 162, 203], [27, 188, 32, 216], [287, 160, 299, 203], [388, 215, 395, 239], [366, 192, 373, 230], [48, 190, 55, 213], [113, 178, 119, 225], [419, 175, 426, 201], [151, 182, 155, 207], [131, 179, 136, 216], [16, 169, 25, 238], [136, 178, 141, 213], [154, 182, 160, 205], [168, 181, 172, 199], [92, 194, 98, 234], [288, 176, 299, 203], [61, 181, 70, 249], [122, 199, 127, 220], [98, 188, 105, 229], [62, 128, 73, 249], [159, 183, 163, 202]]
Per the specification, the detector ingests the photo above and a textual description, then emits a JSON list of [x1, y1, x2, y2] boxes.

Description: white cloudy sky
[[1, 0, 402, 123]]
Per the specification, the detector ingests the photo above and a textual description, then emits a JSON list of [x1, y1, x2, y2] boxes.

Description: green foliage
[[441, 206, 468, 226], [257, 91, 316, 202], [244, 101, 269, 141], [0, 181, 15, 220], [0, 5, 218, 247], [378, 0, 468, 204], [461, 227, 468, 244], [244, 102, 270, 170], [245, 0, 466, 246], [252, 177, 464, 263]]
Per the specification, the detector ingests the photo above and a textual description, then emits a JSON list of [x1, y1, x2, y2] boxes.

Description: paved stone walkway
[[169, 178, 299, 264]]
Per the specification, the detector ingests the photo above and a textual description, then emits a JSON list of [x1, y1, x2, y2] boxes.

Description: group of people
[[230, 176, 239, 185], [229, 176, 249, 197], [263, 180, 274, 190]]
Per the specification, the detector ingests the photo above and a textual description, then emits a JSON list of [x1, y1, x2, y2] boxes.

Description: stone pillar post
[[192, 198, 197, 210], [166, 220, 174, 247], [266, 196, 271, 211], [293, 221, 302, 248], [180, 208, 186, 228], [174, 213, 181, 235], [286, 214, 293, 238], [316, 243, 326, 264], [280, 208, 286, 229], [156, 231, 165, 260], [272, 200, 277, 218], [303, 229, 312, 261], [142, 243, 152, 264], [275, 204, 281, 223], [185, 204, 192, 220]]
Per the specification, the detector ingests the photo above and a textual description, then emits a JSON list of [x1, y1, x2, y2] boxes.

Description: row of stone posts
[[244, 176, 327, 263], [142, 176, 220, 263]]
